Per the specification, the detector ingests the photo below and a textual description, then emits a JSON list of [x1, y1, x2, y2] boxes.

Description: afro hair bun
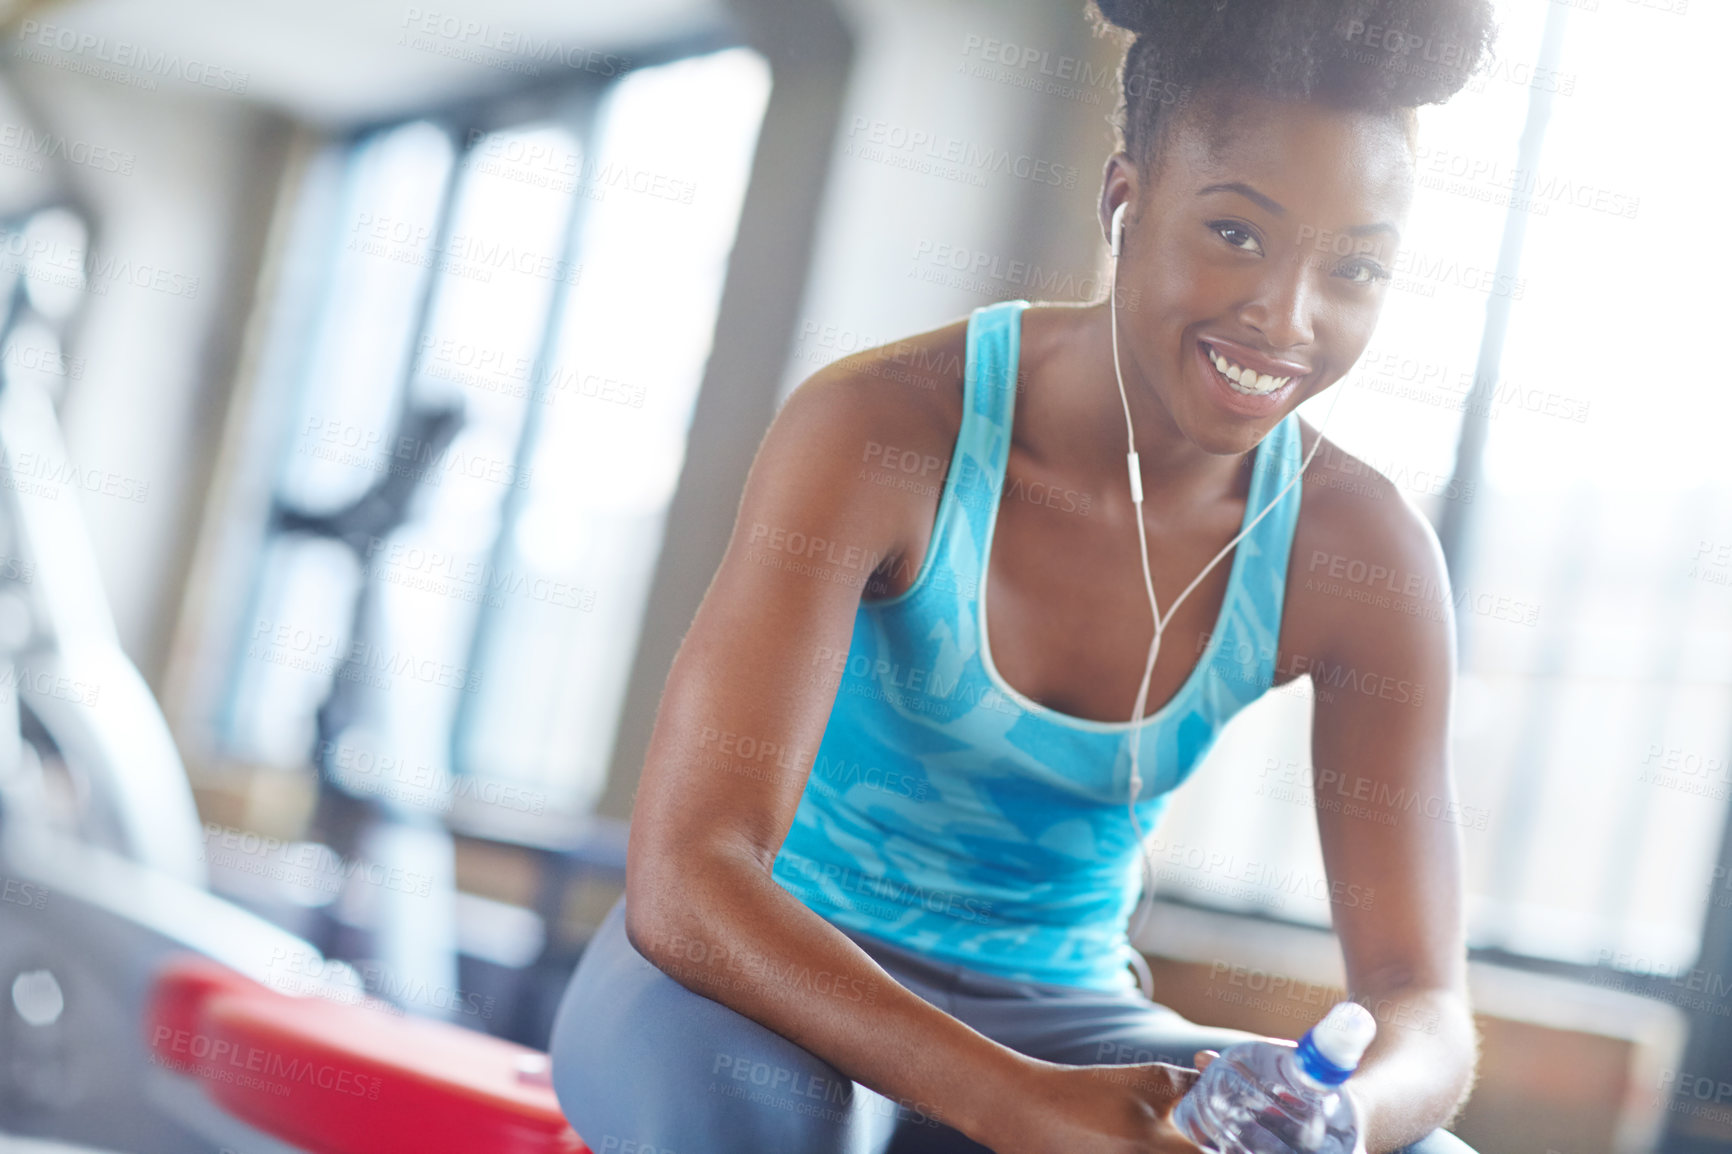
[[1092, 0, 1158, 34], [1090, 0, 1497, 109]]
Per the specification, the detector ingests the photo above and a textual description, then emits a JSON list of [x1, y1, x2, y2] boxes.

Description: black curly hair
[[1091, 0, 1498, 174]]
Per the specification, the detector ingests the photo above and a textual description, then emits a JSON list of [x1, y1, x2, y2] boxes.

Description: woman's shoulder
[[1285, 420, 1455, 645], [778, 313, 973, 467]]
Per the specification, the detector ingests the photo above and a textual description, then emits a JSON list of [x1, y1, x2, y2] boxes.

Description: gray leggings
[[548, 898, 1476, 1154]]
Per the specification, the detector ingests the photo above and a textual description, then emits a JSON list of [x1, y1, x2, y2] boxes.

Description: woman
[[550, 1, 1496, 1151]]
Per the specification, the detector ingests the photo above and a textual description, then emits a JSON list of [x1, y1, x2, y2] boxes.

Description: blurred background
[[0, 0, 1725, 1152]]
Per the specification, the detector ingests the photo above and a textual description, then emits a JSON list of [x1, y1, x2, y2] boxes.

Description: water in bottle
[[1170, 1001, 1376, 1154]]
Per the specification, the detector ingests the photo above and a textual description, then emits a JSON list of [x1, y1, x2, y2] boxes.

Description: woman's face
[[1104, 93, 1415, 456]]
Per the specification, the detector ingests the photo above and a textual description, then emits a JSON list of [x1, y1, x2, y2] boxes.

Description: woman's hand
[[980, 1052, 1219, 1154]]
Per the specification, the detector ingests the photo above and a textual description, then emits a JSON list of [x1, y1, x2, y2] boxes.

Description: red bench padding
[[146, 954, 588, 1154]]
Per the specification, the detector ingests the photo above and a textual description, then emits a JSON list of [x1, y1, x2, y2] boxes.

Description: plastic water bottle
[[1170, 1001, 1376, 1154]]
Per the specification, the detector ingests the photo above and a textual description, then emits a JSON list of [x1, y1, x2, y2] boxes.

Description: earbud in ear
[[1110, 203, 1127, 257]]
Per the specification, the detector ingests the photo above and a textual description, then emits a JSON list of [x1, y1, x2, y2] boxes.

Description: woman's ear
[[1099, 150, 1138, 254]]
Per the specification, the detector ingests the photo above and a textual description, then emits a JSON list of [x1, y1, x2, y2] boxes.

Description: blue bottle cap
[[1296, 1002, 1377, 1086]]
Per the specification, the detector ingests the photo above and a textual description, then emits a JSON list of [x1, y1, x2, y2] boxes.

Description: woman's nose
[[1239, 265, 1317, 352]]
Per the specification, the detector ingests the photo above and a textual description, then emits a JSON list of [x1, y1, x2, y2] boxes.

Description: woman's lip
[[1197, 335, 1311, 380], [1194, 338, 1301, 415]]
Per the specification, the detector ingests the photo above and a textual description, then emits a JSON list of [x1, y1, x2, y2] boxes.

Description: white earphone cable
[[1106, 207, 1347, 994]]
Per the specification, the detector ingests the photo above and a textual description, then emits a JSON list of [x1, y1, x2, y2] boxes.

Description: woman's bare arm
[[624, 362, 1016, 1139], [1290, 462, 1478, 1152]]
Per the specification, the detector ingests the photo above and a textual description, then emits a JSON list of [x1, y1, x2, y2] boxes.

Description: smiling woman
[[1100, 95, 1414, 450], [546, 2, 1498, 1153]]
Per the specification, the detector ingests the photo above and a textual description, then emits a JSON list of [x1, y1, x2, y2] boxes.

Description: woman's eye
[[1209, 221, 1264, 256], [1336, 260, 1392, 285]]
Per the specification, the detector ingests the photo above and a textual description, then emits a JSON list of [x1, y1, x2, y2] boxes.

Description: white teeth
[[1206, 343, 1292, 396]]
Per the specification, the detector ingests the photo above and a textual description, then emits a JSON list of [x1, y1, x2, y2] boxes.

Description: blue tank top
[[770, 298, 1304, 991]]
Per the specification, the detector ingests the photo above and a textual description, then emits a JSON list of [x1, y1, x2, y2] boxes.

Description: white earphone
[[1105, 197, 1346, 994]]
